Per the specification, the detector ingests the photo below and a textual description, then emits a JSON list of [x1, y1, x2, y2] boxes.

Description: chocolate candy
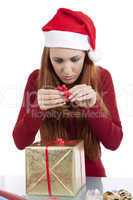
[[103, 191, 121, 200], [103, 190, 133, 200], [118, 189, 132, 200]]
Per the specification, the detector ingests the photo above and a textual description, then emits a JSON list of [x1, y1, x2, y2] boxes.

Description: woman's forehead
[[49, 47, 85, 58]]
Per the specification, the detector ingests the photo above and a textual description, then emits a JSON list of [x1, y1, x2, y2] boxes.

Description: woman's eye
[[54, 59, 63, 63], [53, 58, 80, 63], [71, 58, 80, 62]]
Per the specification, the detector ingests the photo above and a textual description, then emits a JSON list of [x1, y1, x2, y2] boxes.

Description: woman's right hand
[[37, 88, 66, 110]]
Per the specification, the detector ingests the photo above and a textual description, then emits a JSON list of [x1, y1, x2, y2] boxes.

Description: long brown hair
[[37, 47, 109, 160]]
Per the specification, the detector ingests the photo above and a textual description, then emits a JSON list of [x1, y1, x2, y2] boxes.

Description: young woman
[[12, 8, 123, 177]]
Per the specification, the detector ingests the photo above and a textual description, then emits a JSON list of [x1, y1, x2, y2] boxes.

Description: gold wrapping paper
[[25, 140, 86, 197]]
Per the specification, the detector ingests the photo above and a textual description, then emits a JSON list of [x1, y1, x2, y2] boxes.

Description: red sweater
[[12, 66, 123, 177]]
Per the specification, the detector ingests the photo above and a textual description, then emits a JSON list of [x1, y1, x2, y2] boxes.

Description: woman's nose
[[63, 63, 73, 75]]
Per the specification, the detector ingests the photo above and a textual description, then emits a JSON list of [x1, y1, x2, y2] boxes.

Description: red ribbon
[[56, 84, 72, 101], [42, 138, 76, 147], [45, 145, 52, 196], [44, 84, 71, 195], [55, 138, 65, 145]]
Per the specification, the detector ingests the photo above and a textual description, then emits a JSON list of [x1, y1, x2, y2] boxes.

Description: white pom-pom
[[87, 49, 102, 62]]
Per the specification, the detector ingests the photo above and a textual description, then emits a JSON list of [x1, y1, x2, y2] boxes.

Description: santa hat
[[41, 8, 101, 62]]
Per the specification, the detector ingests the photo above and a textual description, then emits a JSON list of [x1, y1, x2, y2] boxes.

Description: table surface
[[0, 176, 133, 200]]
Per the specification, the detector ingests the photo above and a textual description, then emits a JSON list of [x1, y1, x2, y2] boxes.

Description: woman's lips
[[63, 76, 74, 80]]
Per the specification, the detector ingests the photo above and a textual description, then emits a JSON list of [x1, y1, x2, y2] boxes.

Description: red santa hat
[[41, 8, 101, 62]]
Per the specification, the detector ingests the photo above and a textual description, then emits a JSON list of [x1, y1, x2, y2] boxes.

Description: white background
[[0, 0, 133, 177]]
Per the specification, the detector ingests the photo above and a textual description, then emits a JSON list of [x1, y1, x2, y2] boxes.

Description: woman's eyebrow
[[52, 55, 80, 59], [70, 55, 80, 59]]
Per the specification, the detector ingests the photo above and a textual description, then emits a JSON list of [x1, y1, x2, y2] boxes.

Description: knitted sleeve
[[12, 69, 46, 149], [82, 67, 123, 150]]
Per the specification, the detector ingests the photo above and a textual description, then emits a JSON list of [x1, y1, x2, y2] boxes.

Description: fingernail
[[71, 98, 75, 102], [68, 95, 72, 99]]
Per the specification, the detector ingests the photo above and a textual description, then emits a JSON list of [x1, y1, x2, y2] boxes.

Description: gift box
[[25, 139, 86, 197]]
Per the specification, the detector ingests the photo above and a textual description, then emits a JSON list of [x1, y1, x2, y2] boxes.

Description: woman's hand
[[68, 84, 97, 108], [37, 89, 66, 110]]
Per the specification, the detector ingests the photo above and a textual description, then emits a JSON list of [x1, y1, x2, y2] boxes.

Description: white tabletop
[[0, 176, 133, 199]]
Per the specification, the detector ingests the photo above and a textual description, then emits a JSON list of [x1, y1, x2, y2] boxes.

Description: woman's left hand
[[68, 84, 97, 108]]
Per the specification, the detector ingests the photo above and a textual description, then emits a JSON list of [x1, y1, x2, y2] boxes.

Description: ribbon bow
[[56, 84, 72, 101]]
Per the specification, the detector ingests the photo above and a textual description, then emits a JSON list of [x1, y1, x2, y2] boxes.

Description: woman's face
[[49, 48, 86, 84]]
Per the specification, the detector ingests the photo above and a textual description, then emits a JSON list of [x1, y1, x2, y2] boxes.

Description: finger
[[74, 99, 87, 108], [69, 84, 92, 98], [41, 98, 66, 106], [40, 102, 66, 110], [38, 94, 65, 101], [75, 93, 96, 108], [39, 99, 66, 109], [88, 96, 97, 107], [75, 92, 96, 102], [70, 89, 93, 102], [69, 84, 87, 93], [69, 88, 85, 101], [69, 87, 92, 101], [49, 102, 66, 109], [38, 89, 64, 96]]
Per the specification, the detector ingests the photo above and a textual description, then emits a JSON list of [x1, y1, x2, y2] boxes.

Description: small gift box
[[25, 139, 86, 197]]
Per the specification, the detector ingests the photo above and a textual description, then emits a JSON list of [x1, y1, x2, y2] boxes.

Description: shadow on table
[[25, 177, 103, 200], [86, 177, 103, 191]]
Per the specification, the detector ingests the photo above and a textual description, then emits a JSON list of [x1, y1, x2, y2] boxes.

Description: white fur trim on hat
[[43, 30, 91, 50], [87, 48, 102, 62]]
